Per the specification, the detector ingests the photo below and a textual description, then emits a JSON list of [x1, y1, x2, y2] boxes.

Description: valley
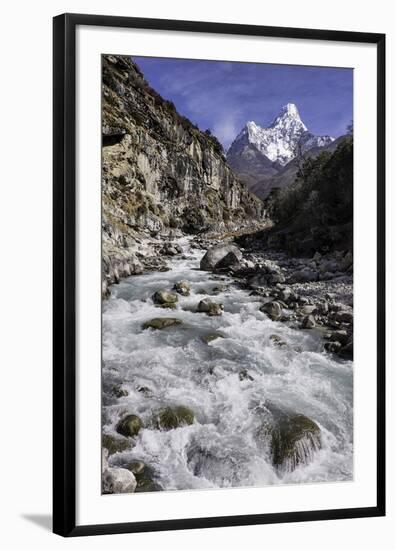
[[100, 54, 354, 495]]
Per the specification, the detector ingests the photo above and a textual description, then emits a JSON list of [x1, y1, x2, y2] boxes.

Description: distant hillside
[[262, 136, 353, 255]]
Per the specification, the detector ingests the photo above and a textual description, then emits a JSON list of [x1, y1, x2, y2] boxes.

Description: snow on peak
[[280, 103, 300, 117], [230, 104, 333, 166], [270, 103, 306, 132]]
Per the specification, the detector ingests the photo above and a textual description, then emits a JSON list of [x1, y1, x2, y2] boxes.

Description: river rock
[[102, 433, 130, 455], [211, 284, 229, 294], [200, 244, 242, 271], [334, 309, 353, 324], [214, 251, 241, 270], [161, 242, 182, 256], [137, 385, 154, 397], [260, 301, 282, 321], [116, 414, 143, 437], [132, 463, 163, 493], [269, 334, 287, 347], [197, 298, 223, 316], [278, 288, 294, 303], [324, 341, 342, 354], [338, 340, 353, 359], [239, 369, 254, 381], [111, 385, 129, 398], [128, 461, 146, 475], [152, 290, 178, 305], [142, 317, 183, 330], [299, 305, 317, 316], [156, 302, 177, 309], [153, 406, 195, 430], [268, 413, 321, 471], [268, 272, 286, 284], [318, 300, 329, 314], [102, 467, 137, 494], [325, 292, 336, 301], [329, 329, 349, 345], [173, 281, 190, 296], [302, 314, 316, 329], [201, 332, 224, 344]]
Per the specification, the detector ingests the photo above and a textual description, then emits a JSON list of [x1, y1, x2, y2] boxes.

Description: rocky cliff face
[[102, 55, 264, 294]]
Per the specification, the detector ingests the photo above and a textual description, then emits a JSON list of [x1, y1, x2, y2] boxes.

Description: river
[[102, 237, 353, 491]]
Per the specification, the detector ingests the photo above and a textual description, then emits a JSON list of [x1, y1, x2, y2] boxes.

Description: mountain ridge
[[227, 103, 335, 198]]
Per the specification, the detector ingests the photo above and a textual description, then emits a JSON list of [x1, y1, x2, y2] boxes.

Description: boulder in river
[[260, 301, 282, 321], [239, 369, 254, 381], [338, 340, 353, 360], [278, 287, 294, 303], [329, 329, 349, 345], [128, 461, 145, 475], [102, 433, 130, 455], [269, 334, 287, 347], [152, 290, 178, 305], [201, 331, 225, 344], [214, 251, 241, 270], [116, 414, 143, 438], [302, 314, 316, 329], [334, 309, 353, 324], [126, 462, 163, 493], [211, 284, 229, 294], [268, 272, 286, 284], [111, 385, 129, 398], [299, 304, 317, 316], [173, 281, 191, 296], [156, 302, 177, 309], [153, 405, 195, 430], [161, 242, 182, 256], [142, 317, 183, 330], [102, 467, 137, 494], [324, 341, 342, 354], [266, 413, 321, 471], [200, 244, 242, 271], [197, 298, 223, 316]]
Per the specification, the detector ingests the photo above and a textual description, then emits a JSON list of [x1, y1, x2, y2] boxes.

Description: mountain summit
[[227, 103, 335, 197], [230, 103, 333, 167]]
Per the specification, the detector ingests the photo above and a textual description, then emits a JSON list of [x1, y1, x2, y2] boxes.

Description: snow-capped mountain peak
[[270, 103, 307, 133], [229, 103, 333, 166]]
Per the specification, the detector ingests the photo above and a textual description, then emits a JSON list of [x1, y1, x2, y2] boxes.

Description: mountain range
[[227, 103, 337, 198]]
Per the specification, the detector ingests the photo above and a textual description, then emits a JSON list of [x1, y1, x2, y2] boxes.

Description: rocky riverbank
[[104, 231, 354, 357], [191, 236, 353, 360]]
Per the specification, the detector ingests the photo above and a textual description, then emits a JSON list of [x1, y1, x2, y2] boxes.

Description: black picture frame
[[53, 12, 386, 537]]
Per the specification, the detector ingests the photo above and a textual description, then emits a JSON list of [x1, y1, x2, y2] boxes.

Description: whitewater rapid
[[102, 238, 353, 491]]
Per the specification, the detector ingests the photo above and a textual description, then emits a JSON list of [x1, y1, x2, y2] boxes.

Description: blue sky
[[133, 56, 353, 150]]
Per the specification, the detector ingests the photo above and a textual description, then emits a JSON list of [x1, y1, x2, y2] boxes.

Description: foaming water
[[102, 238, 353, 491]]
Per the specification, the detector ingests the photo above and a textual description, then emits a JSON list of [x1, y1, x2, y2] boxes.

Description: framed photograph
[[53, 13, 385, 537]]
